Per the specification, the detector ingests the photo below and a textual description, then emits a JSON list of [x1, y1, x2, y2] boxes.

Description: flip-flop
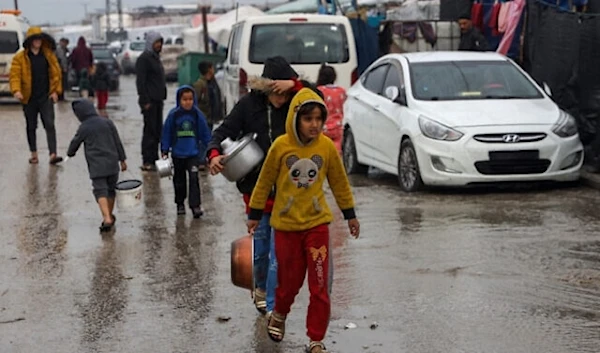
[[28, 157, 39, 164]]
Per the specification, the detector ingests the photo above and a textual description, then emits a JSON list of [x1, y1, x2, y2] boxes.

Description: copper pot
[[231, 235, 254, 290]]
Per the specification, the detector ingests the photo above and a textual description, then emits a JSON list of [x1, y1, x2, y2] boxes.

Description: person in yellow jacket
[[10, 27, 63, 164], [247, 88, 360, 353]]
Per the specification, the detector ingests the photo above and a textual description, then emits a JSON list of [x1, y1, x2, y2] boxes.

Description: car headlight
[[418, 116, 463, 141], [552, 110, 578, 138]]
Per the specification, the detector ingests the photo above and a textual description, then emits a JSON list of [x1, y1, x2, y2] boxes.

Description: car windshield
[[409, 60, 543, 101], [249, 23, 349, 64], [129, 41, 145, 51], [0, 30, 19, 54], [93, 49, 113, 59]]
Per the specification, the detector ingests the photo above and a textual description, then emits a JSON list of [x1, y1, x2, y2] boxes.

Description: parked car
[[223, 14, 358, 114], [342, 51, 584, 192], [0, 10, 29, 98], [117, 40, 145, 74], [91, 47, 121, 91]]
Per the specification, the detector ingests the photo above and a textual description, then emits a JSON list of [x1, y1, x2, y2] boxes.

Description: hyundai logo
[[502, 134, 520, 143]]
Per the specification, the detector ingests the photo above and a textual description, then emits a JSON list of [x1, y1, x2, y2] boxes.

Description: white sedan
[[342, 51, 583, 192]]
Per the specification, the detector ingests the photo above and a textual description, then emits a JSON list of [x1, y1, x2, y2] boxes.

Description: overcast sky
[[0, 0, 265, 25]]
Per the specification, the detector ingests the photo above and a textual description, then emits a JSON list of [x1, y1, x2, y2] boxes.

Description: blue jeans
[[253, 213, 277, 311]]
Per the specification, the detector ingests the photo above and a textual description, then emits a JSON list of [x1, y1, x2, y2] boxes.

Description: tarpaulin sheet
[[524, 0, 600, 145], [349, 18, 380, 74], [527, 4, 580, 110]]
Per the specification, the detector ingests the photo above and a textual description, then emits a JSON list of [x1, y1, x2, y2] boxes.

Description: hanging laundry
[[394, 22, 419, 43], [498, 1, 513, 34], [471, 1, 484, 31], [488, 0, 502, 36], [496, 0, 525, 54], [418, 22, 438, 46]]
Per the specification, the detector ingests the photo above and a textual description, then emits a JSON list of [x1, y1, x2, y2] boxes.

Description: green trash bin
[[177, 52, 226, 86]]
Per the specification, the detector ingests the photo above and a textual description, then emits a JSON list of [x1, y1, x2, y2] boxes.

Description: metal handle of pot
[[221, 133, 258, 165]]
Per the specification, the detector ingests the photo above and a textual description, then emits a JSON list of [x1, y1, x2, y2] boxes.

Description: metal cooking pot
[[220, 133, 264, 182], [231, 234, 254, 290], [155, 158, 173, 178]]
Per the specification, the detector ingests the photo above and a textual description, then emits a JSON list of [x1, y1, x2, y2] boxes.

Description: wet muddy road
[[1, 77, 600, 353]]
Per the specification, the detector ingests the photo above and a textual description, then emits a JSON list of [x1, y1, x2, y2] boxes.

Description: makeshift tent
[[190, 13, 221, 28], [182, 6, 265, 51]]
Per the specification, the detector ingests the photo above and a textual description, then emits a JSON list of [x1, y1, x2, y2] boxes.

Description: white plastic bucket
[[115, 179, 143, 209]]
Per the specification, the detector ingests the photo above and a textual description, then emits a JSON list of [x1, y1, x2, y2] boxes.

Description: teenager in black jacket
[[92, 63, 111, 110], [207, 56, 322, 316]]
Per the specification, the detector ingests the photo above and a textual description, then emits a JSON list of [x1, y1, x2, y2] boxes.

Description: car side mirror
[[385, 86, 407, 106], [543, 82, 552, 97]]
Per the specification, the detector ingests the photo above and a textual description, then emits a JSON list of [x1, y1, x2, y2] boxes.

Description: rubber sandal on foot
[[49, 156, 63, 165], [266, 312, 286, 342], [254, 289, 267, 315], [306, 341, 327, 353]]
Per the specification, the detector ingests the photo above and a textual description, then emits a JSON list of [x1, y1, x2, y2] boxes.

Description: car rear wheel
[[398, 138, 423, 192], [343, 128, 368, 175]]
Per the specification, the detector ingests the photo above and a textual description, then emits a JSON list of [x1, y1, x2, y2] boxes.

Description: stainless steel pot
[[155, 158, 173, 178], [220, 133, 264, 182]]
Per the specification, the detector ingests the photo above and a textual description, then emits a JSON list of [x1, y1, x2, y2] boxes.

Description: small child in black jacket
[[67, 99, 127, 232], [92, 63, 111, 110]]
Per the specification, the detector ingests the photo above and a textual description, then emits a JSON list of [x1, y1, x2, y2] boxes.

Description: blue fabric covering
[[349, 18, 380, 75]]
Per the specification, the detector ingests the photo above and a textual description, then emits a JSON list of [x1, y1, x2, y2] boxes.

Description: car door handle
[[372, 105, 381, 112]]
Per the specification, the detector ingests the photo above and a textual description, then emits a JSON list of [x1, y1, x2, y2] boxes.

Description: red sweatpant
[[274, 224, 330, 342], [96, 90, 108, 109]]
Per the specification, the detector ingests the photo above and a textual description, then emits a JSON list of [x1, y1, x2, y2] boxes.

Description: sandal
[[306, 341, 327, 353], [99, 221, 114, 233], [49, 156, 63, 165], [140, 164, 156, 172], [29, 157, 39, 164], [111, 214, 116, 224], [254, 289, 267, 315], [266, 311, 286, 342]]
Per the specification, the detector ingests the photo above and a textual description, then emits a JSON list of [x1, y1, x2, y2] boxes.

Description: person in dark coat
[[458, 14, 489, 51], [67, 99, 127, 232], [136, 31, 167, 171], [207, 56, 322, 317], [92, 63, 111, 110], [70, 36, 94, 84]]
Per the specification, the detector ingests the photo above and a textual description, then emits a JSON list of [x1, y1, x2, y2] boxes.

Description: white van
[[223, 14, 358, 114], [0, 10, 29, 97]]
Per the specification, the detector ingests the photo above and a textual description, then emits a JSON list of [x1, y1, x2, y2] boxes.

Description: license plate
[[489, 150, 539, 160]]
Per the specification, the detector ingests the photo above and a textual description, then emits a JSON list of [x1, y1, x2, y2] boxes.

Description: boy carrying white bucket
[[67, 99, 127, 232]]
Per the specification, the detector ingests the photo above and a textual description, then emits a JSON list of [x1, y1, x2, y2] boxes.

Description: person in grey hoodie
[[67, 99, 128, 232], [136, 31, 167, 171]]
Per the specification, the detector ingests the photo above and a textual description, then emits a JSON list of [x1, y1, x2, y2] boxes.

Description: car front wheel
[[398, 138, 423, 192], [343, 128, 368, 175]]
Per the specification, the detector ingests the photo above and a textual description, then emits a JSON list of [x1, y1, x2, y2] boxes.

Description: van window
[[230, 25, 242, 65], [249, 24, 349, 65], [0, 31, 19, 54]]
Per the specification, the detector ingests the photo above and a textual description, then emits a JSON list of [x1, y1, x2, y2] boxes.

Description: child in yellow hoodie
[[247, 88, 360, 353]]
